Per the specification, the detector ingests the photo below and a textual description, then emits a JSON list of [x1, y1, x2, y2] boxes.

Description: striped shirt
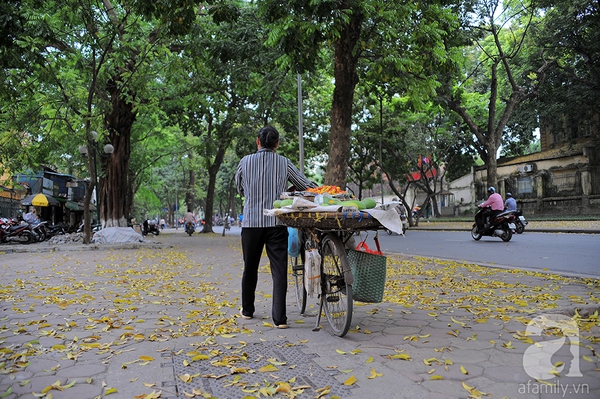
[[235, 148, 316, 228]]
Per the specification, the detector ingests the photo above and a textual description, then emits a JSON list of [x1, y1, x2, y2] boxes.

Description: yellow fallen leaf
[[502, 341, 515, 349], [389, 353, 411, 360], [462, 381, 474, 391], [460, 365, 468, 374], [336, 349, 346, 355], [366, 356, 374, 364], [344, 375, 357, 386], [276, 382, 291, 393], [139, 356, 154, 362], [258, 364, 278, 372], [430, 375, 443, 380], [368, 368, 383, 379], [105, 387, 118, 395]]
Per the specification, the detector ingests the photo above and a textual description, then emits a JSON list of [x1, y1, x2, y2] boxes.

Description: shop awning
[[66, 201, 96, 211]]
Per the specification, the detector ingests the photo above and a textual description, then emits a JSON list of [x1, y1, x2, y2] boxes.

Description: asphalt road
[[210, 225, 599, 278], [370, 230, 599, 278]]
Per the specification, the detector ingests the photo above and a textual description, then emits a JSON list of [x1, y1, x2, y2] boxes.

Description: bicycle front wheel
[[320, 233, 353, 337], [290, 254, 307, 314]]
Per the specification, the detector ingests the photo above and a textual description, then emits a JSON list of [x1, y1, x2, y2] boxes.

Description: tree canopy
[[1, 0, 594, 228]]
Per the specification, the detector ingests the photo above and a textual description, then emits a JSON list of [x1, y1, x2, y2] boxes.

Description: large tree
[[1, 0, 206, 242], [164, 4, 302, 232], [260, 0, 456, 188], [533, 0, 600, 139], [437, 0, 553, 189]]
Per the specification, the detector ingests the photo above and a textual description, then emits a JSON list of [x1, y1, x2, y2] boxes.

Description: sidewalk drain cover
[[171, 340, 354, 398]]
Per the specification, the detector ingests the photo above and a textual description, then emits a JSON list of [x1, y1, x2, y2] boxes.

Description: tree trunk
[[324, 12, 362, 188], [99, 77, 136, 227], [186, 151, 195, 211]]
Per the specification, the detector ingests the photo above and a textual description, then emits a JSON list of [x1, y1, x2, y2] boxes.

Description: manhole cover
[[170, 340, 354, 398]]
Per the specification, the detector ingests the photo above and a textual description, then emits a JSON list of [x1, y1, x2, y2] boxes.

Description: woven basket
[[347, 249, 387, 303], [276, 211, 382, 231]]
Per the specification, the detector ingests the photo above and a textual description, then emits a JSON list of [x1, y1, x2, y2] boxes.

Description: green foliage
[[532, 0, 600, 140], [1, 0, 592, 221]]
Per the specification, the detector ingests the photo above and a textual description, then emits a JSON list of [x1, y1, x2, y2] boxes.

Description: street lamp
[[78, 131, 114, 228]]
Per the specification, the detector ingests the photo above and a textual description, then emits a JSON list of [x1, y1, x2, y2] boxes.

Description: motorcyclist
[[476, 187, 504, 232], [504, 192, 517, 212], [184, 209, 195, 231]]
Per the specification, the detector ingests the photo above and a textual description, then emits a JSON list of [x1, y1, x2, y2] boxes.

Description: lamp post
[[78, 131, 114, 234]]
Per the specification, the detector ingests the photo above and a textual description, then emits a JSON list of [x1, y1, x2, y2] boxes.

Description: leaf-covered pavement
[[1, 234, 599, 398]]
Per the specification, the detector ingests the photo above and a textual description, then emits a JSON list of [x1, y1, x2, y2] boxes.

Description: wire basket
[[276, 211, 382, 231], [347, 249, 387, 303]]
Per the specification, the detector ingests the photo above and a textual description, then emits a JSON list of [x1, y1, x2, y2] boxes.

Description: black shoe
[[239, 310, 252, 320]]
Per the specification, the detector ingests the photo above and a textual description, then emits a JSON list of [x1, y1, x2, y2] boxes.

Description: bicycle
[[282, 210, 384, 337], [289, 228, 354, 336]]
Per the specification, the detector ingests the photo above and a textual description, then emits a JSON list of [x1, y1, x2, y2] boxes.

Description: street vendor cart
[[266, 193, 404, 337]]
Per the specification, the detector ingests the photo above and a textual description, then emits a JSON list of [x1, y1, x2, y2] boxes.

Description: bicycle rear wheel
[[290, 254, 307, 314], [320, 233, 353, 337]]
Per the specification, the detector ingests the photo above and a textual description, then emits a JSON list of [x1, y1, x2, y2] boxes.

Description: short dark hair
[[258, 126, 279, 150]]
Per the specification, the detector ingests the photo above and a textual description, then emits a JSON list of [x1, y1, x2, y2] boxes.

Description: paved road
[[369, 230, 600, 278], [210, 224, 600, 277]]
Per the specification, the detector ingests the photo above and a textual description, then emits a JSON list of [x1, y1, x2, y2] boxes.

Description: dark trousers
[[477, 209, 501, 230], [241, 226, 288, 326]]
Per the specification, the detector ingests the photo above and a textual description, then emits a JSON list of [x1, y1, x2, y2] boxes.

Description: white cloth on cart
[[264, 197, 404, 234]]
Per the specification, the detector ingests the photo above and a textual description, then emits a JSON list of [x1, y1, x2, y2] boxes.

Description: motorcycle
[[471, 207, 517, 242], [512, 210, 528, 234], [30, 220, 48, 242], [46, 222, 66, 239], [0, 218, 35, 244], [412, 206, 424, 226], [387, 205, 408, 235], [185, 221, 195, 236], [142, 220, 160, 236], [76, 222, 101, 233]]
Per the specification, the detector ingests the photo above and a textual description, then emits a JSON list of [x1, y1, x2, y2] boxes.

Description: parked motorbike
[[185, 221, 195, 236], [471, 207, 517, 242], [46, 223, 66, 238], [512, 210, 528, 234], [0, 218, 35, 244], [30, 220, 48, 242], [142, 220, 160, 236], [76, 222, 101, 233]]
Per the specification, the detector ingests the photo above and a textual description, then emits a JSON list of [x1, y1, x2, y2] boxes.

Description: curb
[[411, 226, 600, 234]]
